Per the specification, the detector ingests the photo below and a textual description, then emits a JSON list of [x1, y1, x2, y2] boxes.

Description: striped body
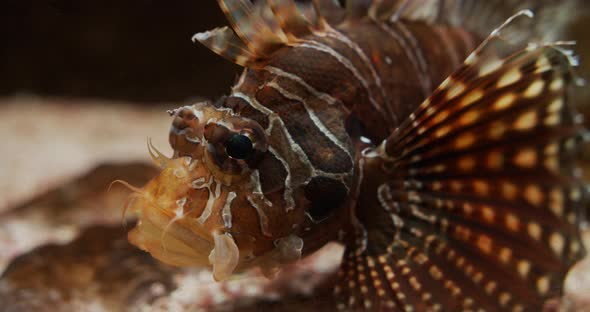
[[220, 17, 479, 252], [125, 1, 588, 310], [234, 20, 477, 141]]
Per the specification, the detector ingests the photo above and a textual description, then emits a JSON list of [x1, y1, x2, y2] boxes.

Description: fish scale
[[124, 1, 588, 311]]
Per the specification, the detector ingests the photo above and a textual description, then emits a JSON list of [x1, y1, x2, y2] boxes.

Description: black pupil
[[226, 134, 253, 159]]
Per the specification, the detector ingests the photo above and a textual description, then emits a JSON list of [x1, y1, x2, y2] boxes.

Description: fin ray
[[217, 0, 285, 57], [336, 14, 587, 311], [361, 0, 585, 45], [268, 0, 318, 40], [195, 0, 337, 67], [192, 27, 260, 67]]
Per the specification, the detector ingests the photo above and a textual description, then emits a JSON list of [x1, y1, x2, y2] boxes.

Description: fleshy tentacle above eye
[[336, 12, 588, 311]]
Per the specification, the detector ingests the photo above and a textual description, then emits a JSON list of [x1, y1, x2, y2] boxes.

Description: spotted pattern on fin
[[336, 13, 587, 311]]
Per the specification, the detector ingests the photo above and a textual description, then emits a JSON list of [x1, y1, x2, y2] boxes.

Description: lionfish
[[124, 0, 589, 310]]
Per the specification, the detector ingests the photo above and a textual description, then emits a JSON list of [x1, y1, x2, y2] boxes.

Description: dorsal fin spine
[[217, 0, 285, 57], [267, 0, 313, 41], [192, 26, 260, 67], [194, 0, 332, 68]]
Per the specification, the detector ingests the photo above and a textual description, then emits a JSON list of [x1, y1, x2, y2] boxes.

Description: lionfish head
[[124, 0, 355, 282], [126, 102, 314, 281]]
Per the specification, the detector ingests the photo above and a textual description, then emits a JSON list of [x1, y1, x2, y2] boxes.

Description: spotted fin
[[193, 0, 324, 67], [336, 14, 588, 311]]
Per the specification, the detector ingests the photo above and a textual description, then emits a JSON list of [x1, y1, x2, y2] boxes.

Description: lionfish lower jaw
[[127, 203, 215, 268], [127, 189, 241, 280], [129, 204, 240, 281], [125, 156, 215, 267]]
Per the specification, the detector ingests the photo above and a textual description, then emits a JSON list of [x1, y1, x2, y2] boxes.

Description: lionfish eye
[[225, 134, 253, 159]]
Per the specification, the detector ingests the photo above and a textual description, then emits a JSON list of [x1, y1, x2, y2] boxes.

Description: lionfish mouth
[[124, 151, 241, 281], [128, 203, 239, 281]]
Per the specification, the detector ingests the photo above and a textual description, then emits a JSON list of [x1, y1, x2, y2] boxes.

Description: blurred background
[[0, 0, 239, 101], [0, 0, 242, 213], [0, 1, 589, 311]]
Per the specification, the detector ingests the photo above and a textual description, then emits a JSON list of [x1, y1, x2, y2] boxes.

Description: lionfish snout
[[169, 105, 205, 158]]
